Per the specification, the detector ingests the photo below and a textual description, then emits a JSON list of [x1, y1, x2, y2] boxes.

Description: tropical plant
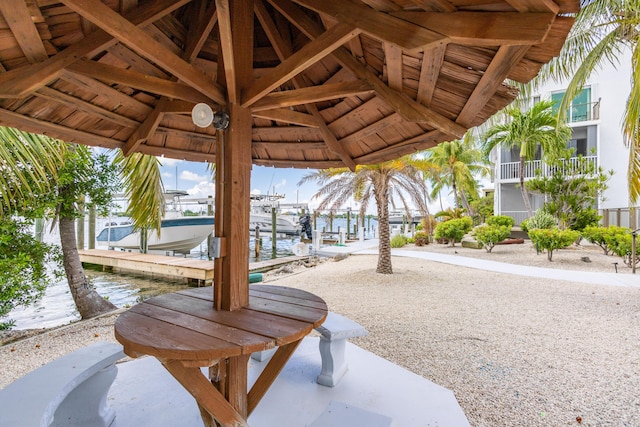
[[486, 215, 515, 229], [582, 225, 631, 255], [521, 209, 556, 232], [482, 100, 572, 217], [470, 195, 494, 223], [0, 218, 62, 329], [531, 0, 640, 202], [390, 234, 408, 248], [526, 155, 611, 231], [528, 228, 580, 261], [298, 156, 434, 274], [425, 132, 489, 216], [434, 207, 466, 222], [434, 217, 473, 246], [472, 224, 511, 253], [414, 231, 430, 246], [0, 127, 165, 319], [607, 231, 638, 267]]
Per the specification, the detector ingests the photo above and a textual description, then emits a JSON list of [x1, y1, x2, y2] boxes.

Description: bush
[[486, 215, 514, 229], [604, 231, 640, 267], [472, 225, 511, 253], [528, 228, 580, 261], [582, 225, 630, 255], [390, 234, 408, 248], [434, 217, 473, 247], [0, 218, 61, 329], [521, 210, 556, 232], [414, 231, 430, 246]]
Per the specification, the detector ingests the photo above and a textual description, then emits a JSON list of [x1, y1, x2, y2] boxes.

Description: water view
[[6, 216, 378, 330]]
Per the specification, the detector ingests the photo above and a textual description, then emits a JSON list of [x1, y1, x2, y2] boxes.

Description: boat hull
[[249, 213, 300, 235], [96, 217, 214, 253]]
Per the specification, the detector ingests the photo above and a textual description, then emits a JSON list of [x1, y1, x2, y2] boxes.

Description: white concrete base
[[309, 400, 393, 427], [109, 337, 470, 427]]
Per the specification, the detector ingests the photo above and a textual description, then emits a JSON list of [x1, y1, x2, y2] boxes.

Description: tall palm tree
[[482, 100, 572, 217], [424, 131, 489, 216], [531, 0, 640, 200], [298, 156, 433, 274], [0, 128, 165, 318]]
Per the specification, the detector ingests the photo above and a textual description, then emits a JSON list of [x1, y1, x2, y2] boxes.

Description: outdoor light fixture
[[191, 103, 230, 130]]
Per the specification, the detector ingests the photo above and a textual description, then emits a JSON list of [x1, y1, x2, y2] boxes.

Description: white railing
[[499, 156, 597, 181], [567, 101, 600, 123]]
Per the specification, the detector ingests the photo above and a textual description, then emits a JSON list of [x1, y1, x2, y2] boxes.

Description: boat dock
[[78, 249, 312, 285]]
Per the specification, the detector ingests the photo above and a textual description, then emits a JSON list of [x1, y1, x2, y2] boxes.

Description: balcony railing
[[566, 100, 600, 123], [499, 155, 598, 181]]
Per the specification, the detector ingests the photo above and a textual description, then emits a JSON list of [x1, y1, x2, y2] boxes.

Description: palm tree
[[530, 0, 640, 200], [298, 156, 434, 274], [424, 131, 489, 216], [482, 100, 572, 217], [0, 128, 165, 318]]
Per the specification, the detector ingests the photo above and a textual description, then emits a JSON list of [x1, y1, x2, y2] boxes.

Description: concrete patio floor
[[108, 336, 470, 426]]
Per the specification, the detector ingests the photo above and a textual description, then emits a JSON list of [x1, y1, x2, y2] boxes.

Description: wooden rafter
[[66, 61, 217, 105], [242, 23, 362, 107], [60, 0, 226, 104], [216, 0, 238, 104], [252, 109, 320, 127], [292, 0, 447, 51], [390, 11, 556, 46], [384, 43, 403, 91], [407, 0, 456, 13], [183, 3, 218, 62], [250, 81, 373, 111], [417, 44, 445, 105], [0, 0, 191, 98], [0, 0, 48, 63]]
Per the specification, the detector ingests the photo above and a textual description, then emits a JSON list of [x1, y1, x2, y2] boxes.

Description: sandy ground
[[1, 241, 639, 426]]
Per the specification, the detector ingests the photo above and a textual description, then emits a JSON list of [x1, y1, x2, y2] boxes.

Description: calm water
[[5, 217, 377, 330]]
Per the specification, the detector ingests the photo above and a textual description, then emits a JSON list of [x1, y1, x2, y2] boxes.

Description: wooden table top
[[115, 285, 328, 364]]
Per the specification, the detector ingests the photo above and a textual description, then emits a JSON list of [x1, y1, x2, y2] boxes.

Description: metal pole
[[271, 207, 277, 253]]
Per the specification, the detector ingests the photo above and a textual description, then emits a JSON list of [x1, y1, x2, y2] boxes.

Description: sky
[[158, 157, 328, 211], [157, 157, 459, 215]]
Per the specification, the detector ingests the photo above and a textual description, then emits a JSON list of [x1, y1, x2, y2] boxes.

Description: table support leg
[[247, 340, 302, 415], [162, 360, 248, 427]]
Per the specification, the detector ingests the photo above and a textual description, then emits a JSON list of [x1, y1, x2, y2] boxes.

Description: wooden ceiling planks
[[0, 0, 577, 167]]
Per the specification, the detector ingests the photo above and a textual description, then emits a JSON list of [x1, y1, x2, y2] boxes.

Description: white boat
[[249, 194, 304, 236], [96, 216, 214, 254]]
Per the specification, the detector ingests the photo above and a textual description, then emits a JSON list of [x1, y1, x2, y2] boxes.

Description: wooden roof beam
[[183, 3, 218, 62], [66, 60, 218, 105], [384, 43, 403, 91], [242, 23, 361, 107], [456, 45, 530, 127], [250, 81, 373, 111], [339, 114, 404, 146], [35, 86, 140, 128], [505, 0, 559, 13], [270, 0, 466, 138], [292, 0, 447, 52], [60, 0, 226, 105], [0, 0, 48, 63], [407, 0, 456, 13], [252, 109, 320, 127], [390, 11, 556, 46], [355, 130, 441, 164], [0, 0, 191, 98], [416, 44, 445, 106], [253, 159, 344, 168], [215, 0, 239, 103]]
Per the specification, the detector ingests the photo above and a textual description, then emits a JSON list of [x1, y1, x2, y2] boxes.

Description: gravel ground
[[2, 242, 639, 426]]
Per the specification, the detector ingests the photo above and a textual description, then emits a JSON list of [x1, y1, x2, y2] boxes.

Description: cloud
[[186, 182, 216, 198], [181, 170, 210, 182], [251, 189, 262, 195], [274, 179, 286, 189], [157, 157, 183, 167]]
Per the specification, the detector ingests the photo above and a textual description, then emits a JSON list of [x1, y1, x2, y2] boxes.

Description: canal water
[[5, 217, 377, 330]]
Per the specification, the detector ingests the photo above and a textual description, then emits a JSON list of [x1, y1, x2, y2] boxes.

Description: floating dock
[[78, 249, 312, 285]]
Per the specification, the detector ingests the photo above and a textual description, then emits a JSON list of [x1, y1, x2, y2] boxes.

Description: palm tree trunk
[[59, 215, 116, 319], [451, 174, 459, 209], [519, 156, 533, 217], [374, 183, 392, 274], [460, 191, 474, 216]]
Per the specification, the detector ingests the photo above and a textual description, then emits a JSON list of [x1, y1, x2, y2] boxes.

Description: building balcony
[[566, 100, 600, 123], [498, 155, 598, 182]]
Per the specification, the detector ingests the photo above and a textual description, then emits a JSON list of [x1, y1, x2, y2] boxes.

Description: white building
[[492, 48, 635, 227]]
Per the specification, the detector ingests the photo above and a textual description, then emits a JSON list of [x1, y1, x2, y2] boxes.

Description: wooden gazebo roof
[[0, 0, 577, 170]]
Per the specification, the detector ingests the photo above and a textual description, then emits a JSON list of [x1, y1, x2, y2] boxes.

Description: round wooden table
[[115, 284, 328, 427]]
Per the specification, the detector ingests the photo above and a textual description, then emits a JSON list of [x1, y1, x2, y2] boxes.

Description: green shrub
[[390, 234, 408, 248], [0, 218, 61, 329], [414, 231, 430, 246], [471, 225, 511, 253], [528, 228, 580, 261], [582, 225, 630, 255], [434, 217, 472, 247], [521, 210, 556, 232], [486, 215, 514, 229], [604, 232, 640, 267]]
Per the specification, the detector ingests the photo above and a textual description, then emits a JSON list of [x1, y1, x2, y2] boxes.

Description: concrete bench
[[251, 312, 368, 387], [0, 341, 124, 427]]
